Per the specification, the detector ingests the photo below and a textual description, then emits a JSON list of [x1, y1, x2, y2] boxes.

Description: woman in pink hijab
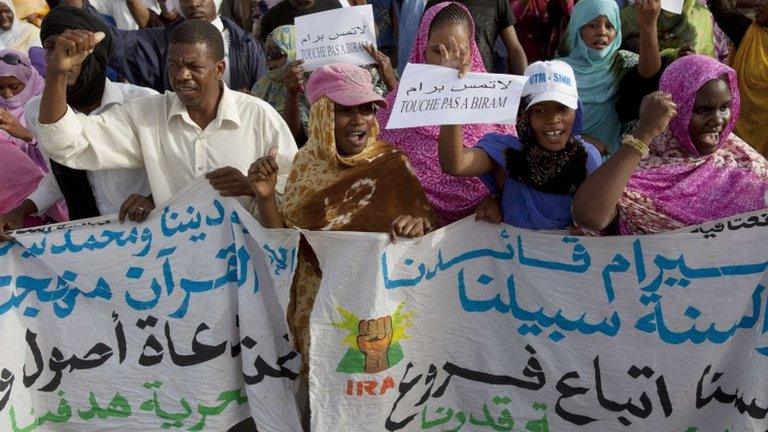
[[377, 1, 516, 225], [573, 54, 768, 234], [0, 49, 67, 235]]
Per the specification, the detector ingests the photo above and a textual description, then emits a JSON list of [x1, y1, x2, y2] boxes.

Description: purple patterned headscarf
[[377, 1, 516, 225], [618, 55, 768, 234], [0, 49, 47, 171]]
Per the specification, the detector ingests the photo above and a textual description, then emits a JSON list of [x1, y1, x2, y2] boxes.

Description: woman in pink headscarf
[[0, 49, 66, 237], [572, 54, 768, 234], [377, 1, 515, 225]]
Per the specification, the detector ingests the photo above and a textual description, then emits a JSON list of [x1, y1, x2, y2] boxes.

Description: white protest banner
[[306, 213, 768, 431], [386, 63, 527, 129], [295, 5, 375, 70], [0, 179, 302, 431]]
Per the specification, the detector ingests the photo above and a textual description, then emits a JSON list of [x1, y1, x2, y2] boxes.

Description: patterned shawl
[[282, 97, 438, 378], [618, 55, 768, 234], [377, 1, 515, 225], [280, 97, 438, 231]]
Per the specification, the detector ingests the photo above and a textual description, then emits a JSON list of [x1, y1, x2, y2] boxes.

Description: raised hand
[[635, 90, 678, 143], [283, 60, 306, 95], [247, 146, 279, 199], [47, 30, 105, 77], [356, 316, 393, 374], [635, 0, 661, 30], [438, 36, 470, 78], [364, 43, 397, 91]]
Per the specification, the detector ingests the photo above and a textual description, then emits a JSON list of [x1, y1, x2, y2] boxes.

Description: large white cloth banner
[[0, 179, 302, 431], [306, 215, 768, 431]]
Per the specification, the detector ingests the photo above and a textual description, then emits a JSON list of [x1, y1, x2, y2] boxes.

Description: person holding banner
[[438, 60, 603, 230], [573, 54, 768, 235], [378, 1, 515, 225], [558, 0, 638, 154], [247, 63, 438, 391]]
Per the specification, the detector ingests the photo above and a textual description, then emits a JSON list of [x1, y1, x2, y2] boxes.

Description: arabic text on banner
[[306, 215, 768, 431], [0, 179, 302, 432]]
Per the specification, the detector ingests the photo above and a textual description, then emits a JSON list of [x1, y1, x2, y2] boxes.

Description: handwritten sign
[[295, 5, 376, 71], [0, 179, 302, 431], [306, 213, 768, 431], [385, 63, 527, 129]]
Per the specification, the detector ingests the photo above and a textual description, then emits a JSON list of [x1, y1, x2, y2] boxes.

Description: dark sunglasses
[[265, 49, 286, 62], [0, 53, 22, 66]]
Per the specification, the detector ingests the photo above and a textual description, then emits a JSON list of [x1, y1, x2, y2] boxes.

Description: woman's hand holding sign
[[364, 43, 397, 91], [439, 36, 470, 78]]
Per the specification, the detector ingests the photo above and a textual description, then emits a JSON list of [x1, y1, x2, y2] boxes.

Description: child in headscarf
[[710, 0, 768, 155], [558, 0, 637, 153], [377, 1, 515, 225], [439, 60, 602, 230], [573, 55, 768, 234]]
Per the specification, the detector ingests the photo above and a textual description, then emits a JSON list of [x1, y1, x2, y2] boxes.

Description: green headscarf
[[251, 25, 309, 137], [559, 0, 635, 152]]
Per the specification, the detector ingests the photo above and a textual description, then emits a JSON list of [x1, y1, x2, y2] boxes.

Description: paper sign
[[631, 0, 684, 14], [295, 5, 376, 70], [661, 0, 684, 13], [385, 63, 527, 129]]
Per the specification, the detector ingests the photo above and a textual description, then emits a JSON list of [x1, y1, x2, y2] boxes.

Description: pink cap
[[306, 63, 387, 108]]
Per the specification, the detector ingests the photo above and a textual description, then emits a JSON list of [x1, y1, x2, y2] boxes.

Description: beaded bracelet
[[621, 133, 650, 158]]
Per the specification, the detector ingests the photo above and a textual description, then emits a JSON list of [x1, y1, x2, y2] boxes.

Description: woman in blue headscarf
[[558, 0, 638, 154]]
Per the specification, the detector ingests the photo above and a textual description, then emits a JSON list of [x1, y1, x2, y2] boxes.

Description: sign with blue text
[[307, 214, 768, 431], [0, 180, 302, 432]]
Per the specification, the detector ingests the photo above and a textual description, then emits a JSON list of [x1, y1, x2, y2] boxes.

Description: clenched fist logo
[[356, 316, 393, 374]]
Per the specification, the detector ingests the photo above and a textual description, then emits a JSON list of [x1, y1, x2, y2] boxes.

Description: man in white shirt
[[0, 5, 155, 241], [36, 19, 297, 213]]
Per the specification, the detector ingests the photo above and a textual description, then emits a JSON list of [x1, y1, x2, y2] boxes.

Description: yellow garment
[[12, 0, 47, 21], [732, 23, 768, 156], [279, 96, 389, 227]]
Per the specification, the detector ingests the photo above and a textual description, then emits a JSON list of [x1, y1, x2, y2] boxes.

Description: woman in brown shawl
[[247, 63, 438, 382]]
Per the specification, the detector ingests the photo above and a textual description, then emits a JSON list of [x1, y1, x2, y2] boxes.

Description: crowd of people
[[0, 0, 766, 429]]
